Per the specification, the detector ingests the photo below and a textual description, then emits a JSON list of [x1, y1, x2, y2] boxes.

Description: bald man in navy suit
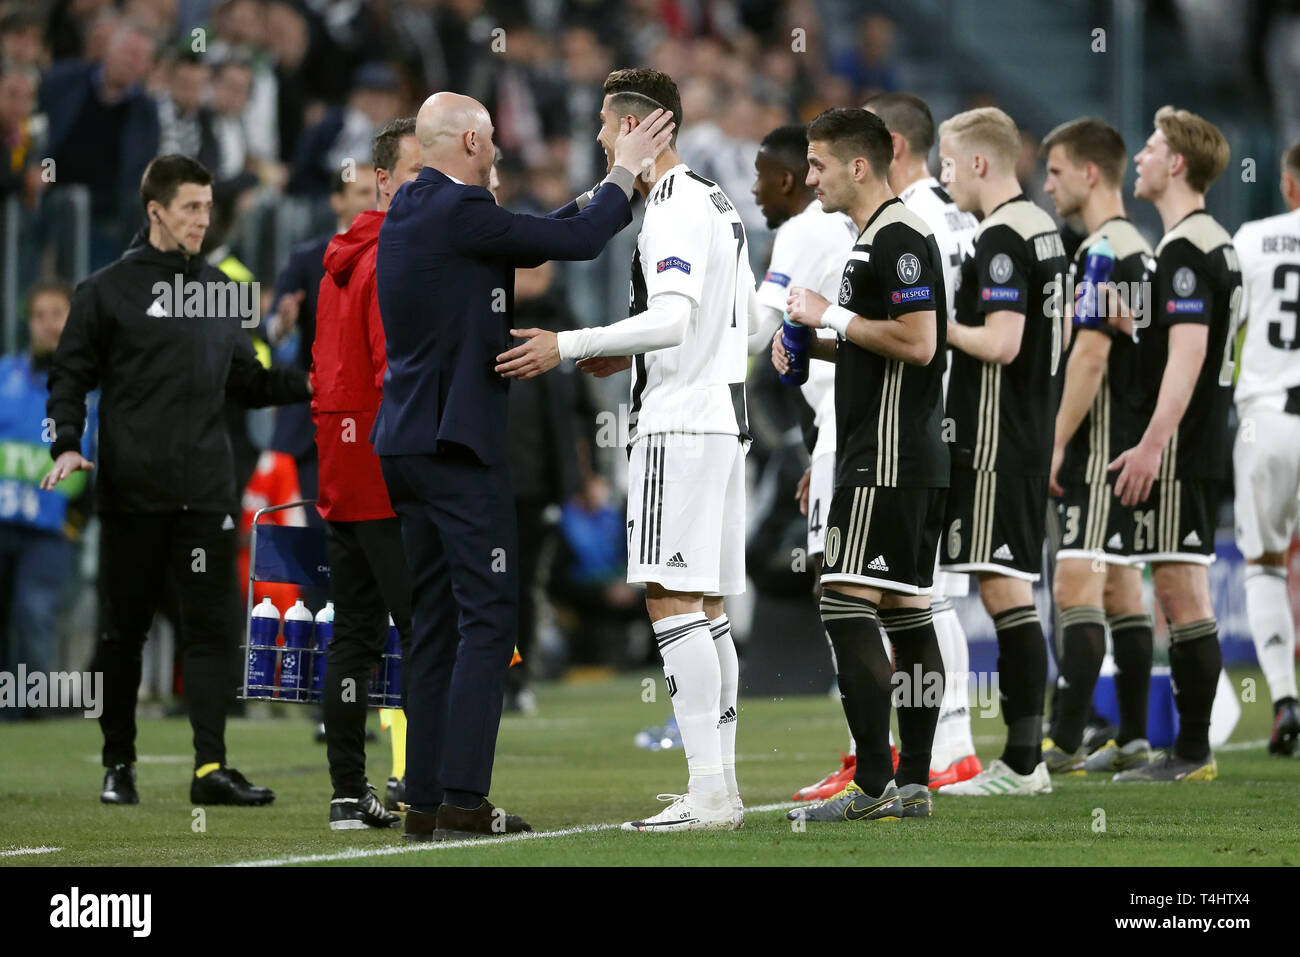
[[374, 91, 673, 840]]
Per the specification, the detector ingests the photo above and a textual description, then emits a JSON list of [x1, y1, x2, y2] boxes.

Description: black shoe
[[191, 767, 275, 806], [433, 799, 532, 840], [1269, 699, 1300, 756], [402, 808, 439, 842], [384, 776, 407, 812], [329, 787, 401, 830], [101, 764, 139, 805]]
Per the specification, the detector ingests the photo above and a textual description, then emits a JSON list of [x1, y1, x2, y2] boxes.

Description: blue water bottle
[[280, 599, 313, 701], [310, 601, 334, 703], [779, 318, 811, 386], [383, 613, 403, 709], [1074, 236, 1116, 329], [247, 597, 280, 699]]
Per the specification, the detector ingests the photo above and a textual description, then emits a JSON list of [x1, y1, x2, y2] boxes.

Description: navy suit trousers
[[379, 447, 518, 810]]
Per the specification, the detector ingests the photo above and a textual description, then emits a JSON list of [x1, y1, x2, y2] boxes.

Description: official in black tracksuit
[[42, 155, 311, 806]]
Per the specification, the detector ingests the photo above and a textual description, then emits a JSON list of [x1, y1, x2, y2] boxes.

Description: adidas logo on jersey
[[1181, 531, 1202, 547], [1107, 532, 1123, 550], [867, 555, 890, 571], [993, 544, 1014, 561], [666, 552, 688, 568]]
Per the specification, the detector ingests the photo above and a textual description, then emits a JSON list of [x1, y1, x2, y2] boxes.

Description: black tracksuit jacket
[[46, 233, 311, 514]]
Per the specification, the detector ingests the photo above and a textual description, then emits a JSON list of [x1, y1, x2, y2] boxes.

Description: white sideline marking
[[228, 802, 799, 867], [1218, 738, 1268, 752], [0, 846, 62, 858]]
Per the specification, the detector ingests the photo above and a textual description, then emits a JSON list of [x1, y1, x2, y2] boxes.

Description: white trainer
[[730, 792, 744, 830], [621, 791, 735, 832], [937, 758, 1053, 796]]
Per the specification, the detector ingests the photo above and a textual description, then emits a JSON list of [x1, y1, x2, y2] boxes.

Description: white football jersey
[[900, 176, 977, 402], [628, 164, 752, 442], [1233, 208, 1300, 407], [898, 177, 977, 319], [757, 198, 857, 461]]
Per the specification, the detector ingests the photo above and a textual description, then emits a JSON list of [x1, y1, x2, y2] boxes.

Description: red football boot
[[928, 753, 983, 789], [793, 753, 856, 801]]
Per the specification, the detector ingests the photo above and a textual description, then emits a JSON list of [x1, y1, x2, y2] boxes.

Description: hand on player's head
[[612, 108, 675, 181]]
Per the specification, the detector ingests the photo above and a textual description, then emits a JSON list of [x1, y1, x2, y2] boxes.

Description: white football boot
[[621, 790, 735, 832], [937, 758, 1052, 796]]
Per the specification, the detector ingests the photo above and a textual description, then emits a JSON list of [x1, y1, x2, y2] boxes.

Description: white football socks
[[654, 612, 725, 797], [1245, 566, 1298, 704], [932, 599, 975, 769], [709, 614, 740, 800]]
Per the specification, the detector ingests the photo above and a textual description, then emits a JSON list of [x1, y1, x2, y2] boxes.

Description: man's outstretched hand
[[40, 450, 93, 490], [496, 329, 560, 380]]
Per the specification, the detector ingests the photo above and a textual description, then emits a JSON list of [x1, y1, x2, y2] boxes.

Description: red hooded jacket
[[311, 209, 394, 521]]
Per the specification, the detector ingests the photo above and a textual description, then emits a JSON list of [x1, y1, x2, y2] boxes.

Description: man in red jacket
[[312, 116, 423, 830]]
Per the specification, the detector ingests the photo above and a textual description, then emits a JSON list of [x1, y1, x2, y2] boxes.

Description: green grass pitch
[[2, 667, 1297, 866]]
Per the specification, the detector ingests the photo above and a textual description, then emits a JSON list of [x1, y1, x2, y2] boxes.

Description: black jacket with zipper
[[46, 232, 311, 514]]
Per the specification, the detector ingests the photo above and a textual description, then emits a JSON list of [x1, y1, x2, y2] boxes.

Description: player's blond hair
[[938, 107, 1020, 173], [1153, 105, 1229, 194]]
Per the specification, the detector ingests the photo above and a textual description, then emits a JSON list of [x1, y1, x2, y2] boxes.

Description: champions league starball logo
[[896, 253, 921, 284]]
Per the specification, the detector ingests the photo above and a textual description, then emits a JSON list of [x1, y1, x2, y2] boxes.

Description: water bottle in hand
[[1074, 236, 1116, 329], [780, 318, 811, 386]]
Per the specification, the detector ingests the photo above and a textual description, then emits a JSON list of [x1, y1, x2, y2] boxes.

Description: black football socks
[[879, 607, 944, 788], [1169, 619, 1221, 762], [1049, 605, 1107, 753], [1109, 613, 1154, 746], [993, 605, 1048, 775], [820, 590, 894, 796]]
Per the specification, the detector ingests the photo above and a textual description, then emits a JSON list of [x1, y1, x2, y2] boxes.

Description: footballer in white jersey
[[750, 126, 857, 558], [1231, 143, 1300, 747], [555, 70, 760, 832], [899, 178, 978, 320]]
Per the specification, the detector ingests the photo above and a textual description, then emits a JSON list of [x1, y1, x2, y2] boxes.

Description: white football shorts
[[1234, 402, 1300, 559], [626, 431, 747, 596]]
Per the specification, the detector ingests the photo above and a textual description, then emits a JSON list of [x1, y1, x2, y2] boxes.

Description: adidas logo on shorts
[[1107, 532, 1122, 550], [1182, 531, 1202, 547], [666, 552, 688, 568], [993, 544, 1013, 561], [867, 555, 889, 571]]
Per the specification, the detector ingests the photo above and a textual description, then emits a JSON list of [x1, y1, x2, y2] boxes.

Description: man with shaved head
[[373, 89, 673, 841]]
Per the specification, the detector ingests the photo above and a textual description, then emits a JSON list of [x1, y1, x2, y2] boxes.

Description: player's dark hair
[[26, 277, 74, 310], [759, 125, 810, 177], [372, 116, 416, 173], [1283, 141, 1300, 178], [807, 108, 893, 179], [864, 92, 934, 157], [1041, 117, 1127, 187], [140, 154, 212, 213], [604, 68, 682, 145]]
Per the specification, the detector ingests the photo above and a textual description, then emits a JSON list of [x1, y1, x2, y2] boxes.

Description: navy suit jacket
[[372, 167, 631, 466]]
